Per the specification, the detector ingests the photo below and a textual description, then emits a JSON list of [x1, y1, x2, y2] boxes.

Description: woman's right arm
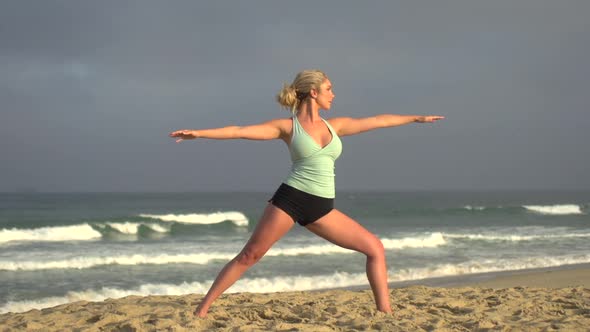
[[169, 119, 290, 143]]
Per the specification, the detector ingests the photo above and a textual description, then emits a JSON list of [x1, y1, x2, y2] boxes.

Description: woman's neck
[[296, 100, 322, 122]]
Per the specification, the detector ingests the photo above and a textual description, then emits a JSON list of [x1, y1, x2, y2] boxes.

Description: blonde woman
[[169, 69, 444, 317]]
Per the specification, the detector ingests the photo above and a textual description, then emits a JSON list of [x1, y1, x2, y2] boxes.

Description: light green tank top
[[284, 115, 342, 198]]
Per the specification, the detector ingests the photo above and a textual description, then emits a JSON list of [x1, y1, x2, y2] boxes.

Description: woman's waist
[[288, 165, 335, 177], [282, 177, 335, 198]]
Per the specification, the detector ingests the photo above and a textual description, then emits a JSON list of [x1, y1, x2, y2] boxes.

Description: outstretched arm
[[169, 119, 289, 143], [330, 114, 444, 137]]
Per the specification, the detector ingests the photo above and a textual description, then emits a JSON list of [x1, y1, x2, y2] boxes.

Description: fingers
[[426, 116, 445, 122], [169, 130, 187, 143], [169, 130, 193, 140], [169, 130, 186, 137]]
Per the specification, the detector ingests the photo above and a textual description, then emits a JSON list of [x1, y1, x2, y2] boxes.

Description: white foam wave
[[382, 233, 446, 249], [140, 211, 249, 226], [106, 222, 140, 235], [105, 222, 169, 235], [463, 205, 486, 211], [0, 224, 102, 244], [0, 253, 236, 271], [523, 204, 583, 215], [0, 234, 446, 271], [3, 253, 590, 314], [148, 224, 168, 233], [391, 254, 590, 283], [444, 232, 590, 242]]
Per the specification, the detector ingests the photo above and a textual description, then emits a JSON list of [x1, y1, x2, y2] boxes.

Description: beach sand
[[1, 265, 589, 331]]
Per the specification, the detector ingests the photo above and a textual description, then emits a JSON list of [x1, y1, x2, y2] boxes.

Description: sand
[[1, 265, 589, 331]]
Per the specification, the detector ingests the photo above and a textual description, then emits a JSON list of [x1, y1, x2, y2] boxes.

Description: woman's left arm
[[330, 114, 444, 136]]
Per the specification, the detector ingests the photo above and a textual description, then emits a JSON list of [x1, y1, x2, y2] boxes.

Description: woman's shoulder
[[266, 117, 293, 129], [324, 117, 351, 132], [264, 117, 293, 140]]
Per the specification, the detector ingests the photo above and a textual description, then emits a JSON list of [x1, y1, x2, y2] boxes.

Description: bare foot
[[193, 308, 208, 318], [374, 310, 393, 318], [378, 307, 393, 314]]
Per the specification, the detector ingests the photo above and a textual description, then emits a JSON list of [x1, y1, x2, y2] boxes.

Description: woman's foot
[[193, 311, 207, 318], [378, 308, 393, 314], [193, 308, 207, 318]]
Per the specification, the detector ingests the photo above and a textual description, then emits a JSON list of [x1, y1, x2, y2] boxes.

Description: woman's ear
[[309, 88, 318, 99]]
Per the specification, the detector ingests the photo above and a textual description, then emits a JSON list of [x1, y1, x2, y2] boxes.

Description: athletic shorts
[[268, 183, 334, 226]]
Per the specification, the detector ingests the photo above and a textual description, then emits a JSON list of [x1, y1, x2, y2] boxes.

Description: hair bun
[[276, 83, 298, 110]]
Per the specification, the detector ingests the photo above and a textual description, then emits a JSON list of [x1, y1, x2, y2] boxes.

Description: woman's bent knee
[[236, 246, 266, 266], [367, 237, 385, 259]]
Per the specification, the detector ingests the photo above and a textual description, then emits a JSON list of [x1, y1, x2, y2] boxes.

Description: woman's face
[[314, 79, 335, 110]]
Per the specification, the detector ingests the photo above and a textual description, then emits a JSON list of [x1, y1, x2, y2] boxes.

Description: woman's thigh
[[304, 209, 383, 255], [243, 203, 295, 251]]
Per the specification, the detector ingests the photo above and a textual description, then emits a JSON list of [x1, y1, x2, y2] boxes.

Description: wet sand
[[1, 265, 589, 331]]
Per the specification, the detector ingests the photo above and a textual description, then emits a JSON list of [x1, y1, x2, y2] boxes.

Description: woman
[[169, 69, 444, 317]]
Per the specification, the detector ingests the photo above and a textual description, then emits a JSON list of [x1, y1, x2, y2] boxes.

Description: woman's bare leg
[[305, 209, 391, 313], [194, 203, 294, 317]]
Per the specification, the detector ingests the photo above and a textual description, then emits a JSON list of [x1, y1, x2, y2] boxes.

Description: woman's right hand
[[169, 130, 198, 143]]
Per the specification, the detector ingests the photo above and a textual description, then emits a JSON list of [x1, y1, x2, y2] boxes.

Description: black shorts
[[268, 183, 334, 226]]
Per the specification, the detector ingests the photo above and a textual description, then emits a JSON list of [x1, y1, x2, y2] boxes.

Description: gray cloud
[[1, 1, 589, 192]]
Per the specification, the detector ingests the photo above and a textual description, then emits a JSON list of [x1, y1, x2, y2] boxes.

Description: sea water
[[1, 190, 588, 313]]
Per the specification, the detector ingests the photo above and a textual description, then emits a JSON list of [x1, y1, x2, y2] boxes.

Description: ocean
[[1, 190, 588, 314]]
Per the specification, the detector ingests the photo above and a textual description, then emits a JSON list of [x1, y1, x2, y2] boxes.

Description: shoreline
[[394, 262, 590, 289], [1, 263, 589, 331], [314, 263, 590, 293]]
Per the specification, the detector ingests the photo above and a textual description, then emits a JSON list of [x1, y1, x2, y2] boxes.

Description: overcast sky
[[1, 1, 589, 192]]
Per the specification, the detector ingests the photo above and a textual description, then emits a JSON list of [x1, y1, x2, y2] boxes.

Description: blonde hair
[[276, 69, 328, 113]]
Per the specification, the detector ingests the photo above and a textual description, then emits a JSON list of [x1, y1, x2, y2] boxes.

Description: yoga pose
[[169, 69, 444, 317]]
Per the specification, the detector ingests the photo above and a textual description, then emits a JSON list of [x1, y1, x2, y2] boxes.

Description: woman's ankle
[[194, 309, 208, 318], [193, 303, 209, 317], [377, 306, 392, 313]]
